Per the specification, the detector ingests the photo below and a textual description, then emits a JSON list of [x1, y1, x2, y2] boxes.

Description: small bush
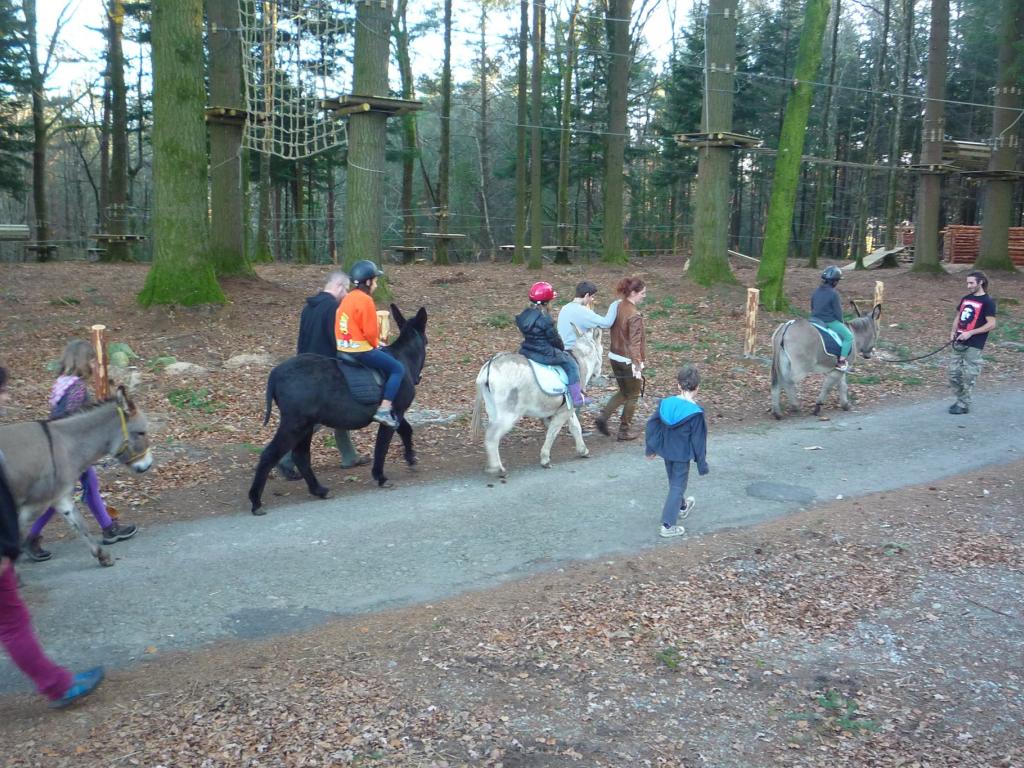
[[485, 313, 512, 329], [167, 387, 221, 413]]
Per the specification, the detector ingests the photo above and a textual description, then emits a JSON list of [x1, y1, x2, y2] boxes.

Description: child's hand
[[698, 462, 709, 476], [645, 453, 656, 460]]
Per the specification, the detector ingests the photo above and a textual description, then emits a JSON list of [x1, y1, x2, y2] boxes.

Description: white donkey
[[470, 325, 603, 476]]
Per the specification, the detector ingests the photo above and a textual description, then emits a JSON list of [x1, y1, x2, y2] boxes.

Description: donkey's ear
[[115, 385, 134, 413], [591, 327, 601, 341], [391, 303, 407, 329], [413, 306, 428, 331], [872, 303, 882, 320], [569, 322, 584, 338], [849, 300, 863, 317]]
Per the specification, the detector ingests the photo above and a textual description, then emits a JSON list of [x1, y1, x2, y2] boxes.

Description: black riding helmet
[[821, 265, 842, 285], [350, 259, 384, 286]]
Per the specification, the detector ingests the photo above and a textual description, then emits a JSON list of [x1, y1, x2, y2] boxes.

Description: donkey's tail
[[469, 356, 497, 436], [262, 370, 276, 426], [770, 321, 792, 388]]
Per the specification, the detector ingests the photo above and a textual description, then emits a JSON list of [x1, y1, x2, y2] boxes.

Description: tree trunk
[[99, 72, 111, 233], [23, 0, 50, 258], [912, 0, 949, 273], [977, 0, 1023, 271], [601, 0, 632, 265], [690, 0, 739, 285], [139, 0, 224, 306], [343, 0, 392, 278], [513, 0, 529, 264], [477, 3, 494, 258], [100, 0, 131, 262], [884, 0, 913, 248], [809, 0, 842, 268], [207, 0, 250, 275], [756, 0, 831, 311], [528, 0, 545, 270], [555, 2, 580, 264], [394, 0, 418, 252], [292, 162, 309, 263], [435, 0, 453, 266], [253, 0, 276, 264]]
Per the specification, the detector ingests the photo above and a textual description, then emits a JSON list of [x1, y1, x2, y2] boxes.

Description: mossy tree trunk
[[883, 0, 913, 248], [139, 0, 224, 306], [528, 0, 545, 270], [394, 0, 418, 251], [977, 0, 1023, 272], [252, 0, 276, 264], [513, 0, 528, 265], [808, 0, 842, 269], [555, 2, 580, 264], [601, 0, 632, 265], [756, 0, 831, 311], [435, 0, 453, 266]]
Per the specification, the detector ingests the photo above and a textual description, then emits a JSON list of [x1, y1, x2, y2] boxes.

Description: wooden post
[[376, 309, 391, 342], [873, 280, 884, 309], [744, 287, 759, 357], [90, 324, 109, 399]]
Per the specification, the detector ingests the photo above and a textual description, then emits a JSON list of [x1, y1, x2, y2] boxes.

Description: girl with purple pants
[[23, 341, 137, 562]]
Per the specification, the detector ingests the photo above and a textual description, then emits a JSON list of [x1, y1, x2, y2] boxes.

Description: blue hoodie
[[645, 396, 709, 471]]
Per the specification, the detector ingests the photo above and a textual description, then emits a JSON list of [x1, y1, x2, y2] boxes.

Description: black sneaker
[[23, 536, 52, 562], [102, 522, 138, 545], [948, 403, 969, 415]]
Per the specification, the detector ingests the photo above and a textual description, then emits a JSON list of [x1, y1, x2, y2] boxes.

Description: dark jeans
[[600, 360, 643, 431], [278, 427, 359, 473], [347, 348, 406, 403], [661, 460, 691, 527]]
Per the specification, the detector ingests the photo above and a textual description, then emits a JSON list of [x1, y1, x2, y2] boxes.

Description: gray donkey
[[0, 387, 152, 566]]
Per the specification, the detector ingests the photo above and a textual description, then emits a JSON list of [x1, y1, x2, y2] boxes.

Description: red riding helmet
[[528, 281, 556, 303]]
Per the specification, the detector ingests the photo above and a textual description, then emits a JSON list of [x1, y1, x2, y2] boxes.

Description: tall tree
[[253, 0, 276, 263], [977, 0, 1023, 271], [556, 1, 581, 263], [912, 0, 949, 273], [689, 0, 740, 285], [102, 0, 131, 261], [883, 0, 914, 247], [601, 0, 633, 264], [756, 0, 831, 311], [207, 0, 251, 275], [0, 0, 30, 199], [435, 0, 453, 265], [394, 0, 417, 251], [343, 0, 392, 275], [808, 0, 842, 268], [528, 0, 545, 269], [138, 0, 224, 306], [513, 0, 528, 264]]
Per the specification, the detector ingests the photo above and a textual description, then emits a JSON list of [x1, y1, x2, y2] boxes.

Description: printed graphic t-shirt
[[955, 293, 997, 349]]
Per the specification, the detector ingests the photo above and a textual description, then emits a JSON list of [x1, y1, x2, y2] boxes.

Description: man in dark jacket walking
[[645, 364, 709, 538], [278, 271, 369, 479]]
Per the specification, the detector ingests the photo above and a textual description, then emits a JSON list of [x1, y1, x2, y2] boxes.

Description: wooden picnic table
[[90, 233, 148, 244], [390, 245, 427, 264]]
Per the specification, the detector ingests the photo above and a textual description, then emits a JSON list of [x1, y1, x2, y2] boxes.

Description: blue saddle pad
[[810, 322, 843, 357], [335, 356, 384, 406], [526, 359, 569, 396]]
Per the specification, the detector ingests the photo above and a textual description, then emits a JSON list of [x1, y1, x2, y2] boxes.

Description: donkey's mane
[[848, 315, 874, 332], [48, 394, 125, 422]]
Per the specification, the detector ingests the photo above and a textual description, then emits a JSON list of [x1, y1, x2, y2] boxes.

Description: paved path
[[4, 389, 1022, 692]]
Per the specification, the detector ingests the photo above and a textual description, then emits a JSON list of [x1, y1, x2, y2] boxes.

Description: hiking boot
[[341, 453, 371, 469], [594, 416, 610, 437], [101, 522, 137, 545], [373, 408, 399, 429], [617, 427, 641, 442], [277, 463, 302, 481], [679, 496, 696, 520], [659, 524, 686, 538], [948, 403, 969, 415], [835, 357, 850, 372], [23, 535, 52, 562], [50, 667, 104, 709]]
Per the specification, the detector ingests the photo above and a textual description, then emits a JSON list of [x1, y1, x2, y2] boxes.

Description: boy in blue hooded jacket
[[645, 364, 709, 538]]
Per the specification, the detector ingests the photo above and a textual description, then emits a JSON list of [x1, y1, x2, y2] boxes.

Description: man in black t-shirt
[[947, 270, 997, 415]]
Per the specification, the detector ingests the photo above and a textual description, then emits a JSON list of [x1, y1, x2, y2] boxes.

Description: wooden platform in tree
[[957, 169, 1024, 181], [90, 233, 147, 244], [0, 224, 29, 241], [322, 95, 423, 117], [942, 139, 991, 170], [204, 107, 250, 125], [908, 163, 959, 175], [673, 131, 762, 149]]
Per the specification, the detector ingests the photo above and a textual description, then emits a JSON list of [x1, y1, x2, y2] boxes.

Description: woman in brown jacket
[[596, 276, 647, 440]]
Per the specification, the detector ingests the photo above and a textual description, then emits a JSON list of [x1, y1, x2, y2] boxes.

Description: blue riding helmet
[[821, 265, 842, 283], [350, 259, 384, 285]]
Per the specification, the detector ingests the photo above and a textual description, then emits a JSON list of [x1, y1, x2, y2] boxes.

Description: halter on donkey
[[470, 324, 603, 477], [0, 387, 152, 566], [770, 305, 882, 419], [248, 304, 428, 514]]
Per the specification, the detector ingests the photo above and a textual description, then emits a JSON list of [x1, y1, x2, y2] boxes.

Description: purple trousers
[[29, 467, 112, 538], [0, 562, 72, 700]]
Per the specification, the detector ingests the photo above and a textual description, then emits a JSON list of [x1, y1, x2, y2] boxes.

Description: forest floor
[[0, 257, 1022, 766]]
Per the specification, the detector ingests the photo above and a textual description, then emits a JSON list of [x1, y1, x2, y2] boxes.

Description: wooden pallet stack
[[943, 225, 1024, 265]]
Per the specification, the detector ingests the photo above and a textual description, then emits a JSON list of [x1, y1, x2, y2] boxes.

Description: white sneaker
[[660, 524, 686, 538], [679, 496, 696, 520]]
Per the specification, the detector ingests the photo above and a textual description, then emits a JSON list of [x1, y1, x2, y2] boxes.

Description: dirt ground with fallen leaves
[[0, 257, 1021, 528], [0, 462, 1020, 767], [0, 258, 1022, 765]]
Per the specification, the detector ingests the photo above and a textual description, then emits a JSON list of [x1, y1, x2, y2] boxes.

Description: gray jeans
[[278, 427, 359, 472], [949, 343, 984, 407]]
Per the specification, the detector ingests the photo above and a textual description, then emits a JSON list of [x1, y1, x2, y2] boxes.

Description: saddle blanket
[[526, 359, 569, 395], [335, 356, 383, 405], [809, 321, 843, 357]]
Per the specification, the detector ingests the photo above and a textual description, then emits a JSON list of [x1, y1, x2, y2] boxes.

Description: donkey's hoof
[[312, 485, 329, 499], [812, 404, 822, 416], [405, 454, 418, 466], [841, 403, 852, 411], [772, 411, 782, 420], [97, 551, 114, 567], [251, 505, 266, 516], [577, 450, 591, 459], [540, 460, 551, 469]]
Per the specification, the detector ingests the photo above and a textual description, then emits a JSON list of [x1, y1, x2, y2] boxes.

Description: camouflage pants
[[949, 343, 984, 407]]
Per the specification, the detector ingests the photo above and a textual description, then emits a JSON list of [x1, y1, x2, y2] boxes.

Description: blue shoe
[[372, 408, 399, 429], [50, 667, 104, 709]]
